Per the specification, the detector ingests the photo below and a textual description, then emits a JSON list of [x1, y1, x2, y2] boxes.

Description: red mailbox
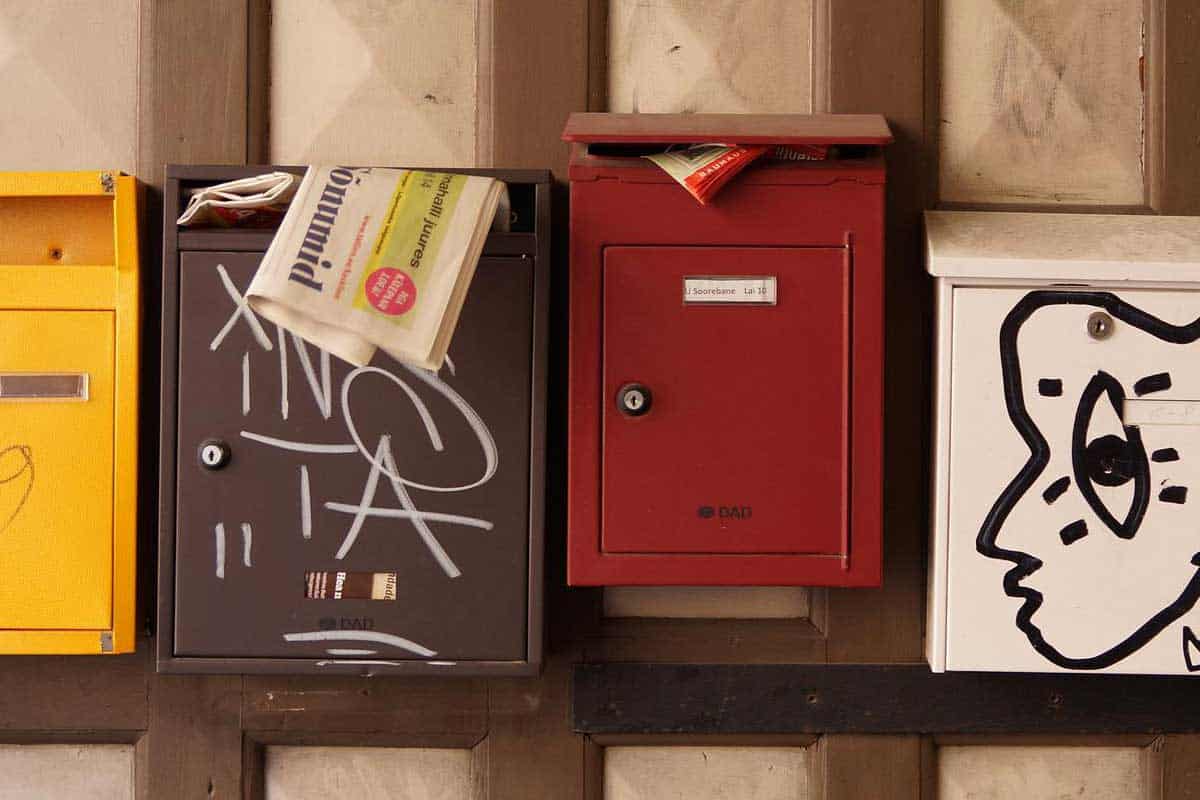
[[564, 113, 891, 586]]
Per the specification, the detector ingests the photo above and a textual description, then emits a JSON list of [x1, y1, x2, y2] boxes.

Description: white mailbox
[[928, 210, 1200, 675]]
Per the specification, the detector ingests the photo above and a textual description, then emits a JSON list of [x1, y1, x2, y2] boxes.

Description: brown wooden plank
[[821, 735, 921, 800], [136, 0, 249, 189], [145, 675, 243, 799], [1163, 735, 1200, 800], [487, 653, 584, 800], [586, 618, 827, 664], [824, 0, 929, 664], [1157, 0, 1200, 215], [246, 0, 270, 164], [574, 664, 1200, 734], [241, 676, 488, 734], [0, 647, 148, 731], [490, 0, 589, 176]]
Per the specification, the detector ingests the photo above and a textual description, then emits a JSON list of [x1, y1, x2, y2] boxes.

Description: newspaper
[[246, 166, 507, 370], [644, 143, 831, 204], [176, 171, 298, 228]]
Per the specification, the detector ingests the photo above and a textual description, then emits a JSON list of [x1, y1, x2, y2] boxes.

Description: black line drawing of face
[[980, 290, 1200, 670]]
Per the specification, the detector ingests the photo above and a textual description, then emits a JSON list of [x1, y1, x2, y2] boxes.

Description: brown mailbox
[[157, 165, 548, 676]]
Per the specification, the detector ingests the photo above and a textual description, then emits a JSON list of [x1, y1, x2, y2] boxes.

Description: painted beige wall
[[269, 0, 477, 166], [608, 0, 812, 113], [938, 745, 1148, 800], [265, 746, 477, 800], [939, 0, 1144, 205], [0, 0, 139, 172], [0, 744, 133, 799], [605, 746, 810, 800]]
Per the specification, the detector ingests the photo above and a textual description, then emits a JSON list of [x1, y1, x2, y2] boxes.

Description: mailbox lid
[[601, 246, 848, 555], [926, 210, 1200, 282], [0, 310, 113, 629]]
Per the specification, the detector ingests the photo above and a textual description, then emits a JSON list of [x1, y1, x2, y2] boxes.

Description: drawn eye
[[1071, 372, 1150, 539]]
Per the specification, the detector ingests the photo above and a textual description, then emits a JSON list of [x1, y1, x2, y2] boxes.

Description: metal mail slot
[[0, 373, 88, 400]]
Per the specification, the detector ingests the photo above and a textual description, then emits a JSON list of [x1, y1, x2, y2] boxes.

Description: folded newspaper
[[644, 143, 830, 205], [246, 166, 507, 370], [176, 171, 298, 228]]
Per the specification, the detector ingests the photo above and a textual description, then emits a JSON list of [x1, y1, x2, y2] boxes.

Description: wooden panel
[[820, 735, 920, 800], [937, 744, 1151, 799], [136, 0, 248, 185], [1156, 0, 1200, 215], [824, 0, 927, 664], [0, 744, 134, 799], [264, 746, 479, 800], [490, 0, 588, 175], [145, 676, 242, 799], [0, 0, 138, 173], [938, 0, 1145, 206], [604, 746, 810, 800], [606, 0, 812, 113], [573, 664, 1200, 734], [603, 587, 811, 619], [268, 0, 476, 166]]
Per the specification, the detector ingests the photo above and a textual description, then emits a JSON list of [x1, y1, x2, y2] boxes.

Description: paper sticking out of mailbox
[[176, 171, 299, 228], [644, 143, 830, 205], [246, 166, 508, 371]]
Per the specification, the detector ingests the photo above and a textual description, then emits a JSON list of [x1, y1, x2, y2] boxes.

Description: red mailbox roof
[[562, 112, 893, 145]]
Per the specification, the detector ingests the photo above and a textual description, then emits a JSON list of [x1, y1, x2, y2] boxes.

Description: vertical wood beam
[[824, 0, 930, 663]]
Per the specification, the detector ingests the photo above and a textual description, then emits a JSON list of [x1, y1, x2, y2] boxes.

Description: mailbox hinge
[[100, 172, 115, 193], [100, 631, 114, 653]]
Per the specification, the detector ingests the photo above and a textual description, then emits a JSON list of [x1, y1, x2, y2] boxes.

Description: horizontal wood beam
[[573, 663, 1200, 734]]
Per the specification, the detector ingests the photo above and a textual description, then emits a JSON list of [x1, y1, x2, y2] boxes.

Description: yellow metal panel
[[110, 173, 139, 654], [0, 311, 114, 631], [0, 171, 136, 655]]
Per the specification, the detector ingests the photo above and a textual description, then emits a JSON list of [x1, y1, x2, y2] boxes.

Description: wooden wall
[[0, 0, 1197, 797]]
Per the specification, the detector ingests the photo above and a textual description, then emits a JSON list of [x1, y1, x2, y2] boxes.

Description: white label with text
[[683, 276, 777, 305]]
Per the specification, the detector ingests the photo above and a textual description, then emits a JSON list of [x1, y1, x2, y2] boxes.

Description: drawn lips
[[0, 445, 34, 534]]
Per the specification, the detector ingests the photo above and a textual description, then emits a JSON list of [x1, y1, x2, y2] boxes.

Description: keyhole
[[617, 383, 652, 417], [199, 439, 230, 469]]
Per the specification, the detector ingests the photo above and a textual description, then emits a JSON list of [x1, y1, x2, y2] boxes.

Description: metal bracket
[[100, 631, 113, 653], [100, 172, 115, 193]]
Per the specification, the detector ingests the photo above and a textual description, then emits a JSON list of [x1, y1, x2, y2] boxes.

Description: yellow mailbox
[[0, 172, 138, 654]]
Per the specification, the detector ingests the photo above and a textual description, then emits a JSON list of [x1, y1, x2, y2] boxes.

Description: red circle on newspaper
[[364, 268, 417, 315]]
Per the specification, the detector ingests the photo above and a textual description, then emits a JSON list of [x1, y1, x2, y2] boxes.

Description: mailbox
[[928, 210, 1200, 674], [564, 113, 892, 586], [0, 171, 139, 654], [158, 165, 548, 675]]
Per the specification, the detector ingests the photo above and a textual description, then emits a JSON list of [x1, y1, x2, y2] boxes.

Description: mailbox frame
[[0, 171, 139, 655], [157, 165, 549, 675], [563, 113, 891, 587]]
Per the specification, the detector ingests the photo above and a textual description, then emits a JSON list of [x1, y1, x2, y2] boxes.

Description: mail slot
[[927, 210, 1200, 674], [564, 113, 891, 586], [0, 171, 139, 654], [157, 165, 548, 675]]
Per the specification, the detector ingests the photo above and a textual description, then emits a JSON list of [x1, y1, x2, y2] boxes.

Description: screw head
[[1087, 311, 1114, 340], [199, 439, 230, 470]]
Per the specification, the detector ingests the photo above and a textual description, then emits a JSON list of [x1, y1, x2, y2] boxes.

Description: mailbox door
[[601, 246, 848, 555], [945, 286, 1200, 674], [0, 310, 113, 629], [173, 252, 533, 662]]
